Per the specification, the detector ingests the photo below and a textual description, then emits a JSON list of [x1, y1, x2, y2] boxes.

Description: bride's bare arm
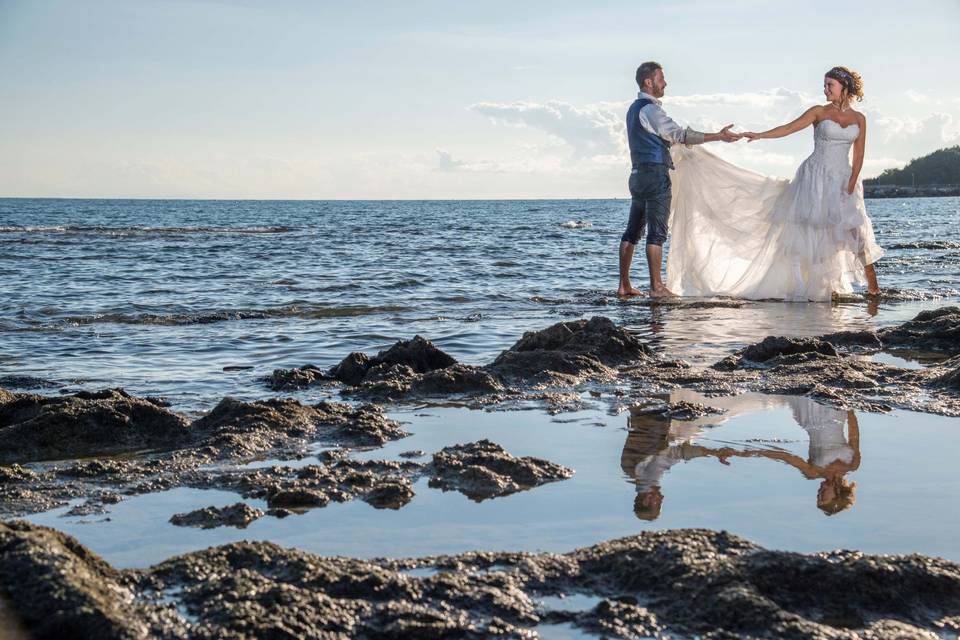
[[847, 114, 867, 194], [741, 106, 821, 141]]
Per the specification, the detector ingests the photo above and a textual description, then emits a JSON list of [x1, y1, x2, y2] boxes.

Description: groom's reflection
[[621, 391, 861, 520]]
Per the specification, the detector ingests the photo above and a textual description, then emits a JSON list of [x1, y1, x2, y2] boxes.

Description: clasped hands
[[715, 125, 761, 143]]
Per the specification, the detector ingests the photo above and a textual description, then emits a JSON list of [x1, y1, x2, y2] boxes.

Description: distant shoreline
[[864, 184, 960, 199]]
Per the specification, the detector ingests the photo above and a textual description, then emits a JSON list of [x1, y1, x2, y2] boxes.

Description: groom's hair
[[635, 61, 662, 89]]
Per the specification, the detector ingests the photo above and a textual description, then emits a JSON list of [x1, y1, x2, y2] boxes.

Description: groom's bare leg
[[618, 241, 644, 296], [646, 243, 676, 297]]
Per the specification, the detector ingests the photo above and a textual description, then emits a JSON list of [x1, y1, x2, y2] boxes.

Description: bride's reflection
[[621, 391, 861, 520]]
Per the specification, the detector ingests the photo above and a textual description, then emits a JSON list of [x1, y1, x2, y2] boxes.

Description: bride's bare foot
[[617, 286, 644, 297], [866, 288, 881, 297], [649, 285, 677, 298]]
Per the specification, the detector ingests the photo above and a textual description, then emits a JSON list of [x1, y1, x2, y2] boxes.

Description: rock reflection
[[621, 391, 861, 520]]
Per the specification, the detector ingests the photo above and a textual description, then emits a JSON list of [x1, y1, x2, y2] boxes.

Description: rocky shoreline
[[2, 307, 960, 637], [2, 521, 958, 639]]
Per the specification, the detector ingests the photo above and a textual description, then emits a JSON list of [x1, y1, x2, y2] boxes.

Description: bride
[[666, 66, 883, 302]]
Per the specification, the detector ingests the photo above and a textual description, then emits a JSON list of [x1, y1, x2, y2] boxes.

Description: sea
[[2, 196, 960, 568]]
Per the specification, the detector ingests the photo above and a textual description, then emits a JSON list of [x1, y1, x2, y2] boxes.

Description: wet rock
[[573, 599, 664, 639], [374, 335, 458, 373], [192, 397, 408, 456], [329, 352, 372, 385], [635, 400, 726, 421], [822, 329, 884, 350], [738, 336, 838, 365], [429, 439, 574, 501], [262, 364, 327, 391], [169, 502, 264, 529], [0, 520, 159, 639], [0, 388, 190, 464], [6, 522, 958, 639], [411, 364, 505, 396], [489, 316, 649, 378], [879, 307, 960, 353], [267, 487, 331, 509], [363, 478, 416, 510], [932, 356, 960, 391]]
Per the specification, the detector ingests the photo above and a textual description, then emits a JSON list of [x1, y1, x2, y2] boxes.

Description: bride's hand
[[740, 132, 761, 142], [846, 180, 856, 195]]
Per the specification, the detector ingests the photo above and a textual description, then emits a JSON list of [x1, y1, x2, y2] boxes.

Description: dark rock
[[364, 479, 415, 509], [262, 364, 327, 391], [0, 520, 156, 639], [634, 401, 726, 421], [411, 364, 505, 395], [933, 356, 960, 391], [0, 388, 190, 464], [169, 502, 264, 529], [429, 439, 574, 501], [6, 522, 958, 639], [267, 488, 330, 509], [879, 307, 960, 353], [373, 335, 457, 373], [489, 317, 648, 383], [821, 329, 883, 350], [741, 336, 839, 364], [329, 352, 372, 385], [191, 397, 408, 456]]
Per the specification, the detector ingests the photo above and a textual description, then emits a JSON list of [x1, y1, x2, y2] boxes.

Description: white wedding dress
[[665, 119, 884, 301]]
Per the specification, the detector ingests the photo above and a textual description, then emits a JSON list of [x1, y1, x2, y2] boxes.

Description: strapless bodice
[[812, 119, 859, 163]]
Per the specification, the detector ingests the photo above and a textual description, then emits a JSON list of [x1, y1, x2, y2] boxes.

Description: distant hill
[[866, 146, 960, 186]]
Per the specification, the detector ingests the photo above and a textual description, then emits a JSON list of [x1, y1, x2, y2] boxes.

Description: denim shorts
[[622, 163, 672, 246]]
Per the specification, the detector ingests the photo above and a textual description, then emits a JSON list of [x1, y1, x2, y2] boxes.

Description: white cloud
[[469, 101, 624, 159], [466, 89, 960, 182], [904, 89, 931, 104]]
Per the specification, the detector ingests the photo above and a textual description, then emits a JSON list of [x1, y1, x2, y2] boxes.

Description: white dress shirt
[[636, 91, 705, 146]]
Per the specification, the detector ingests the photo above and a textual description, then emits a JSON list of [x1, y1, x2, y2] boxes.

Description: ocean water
[[3, 196, 960, 567], [1, 196, 958, 411]]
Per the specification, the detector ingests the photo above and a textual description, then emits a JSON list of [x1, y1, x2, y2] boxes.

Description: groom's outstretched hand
[[718, 124, 740, 142]]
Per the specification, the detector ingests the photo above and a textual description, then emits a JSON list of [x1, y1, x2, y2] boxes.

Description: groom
[[618, 61, 740, 297]]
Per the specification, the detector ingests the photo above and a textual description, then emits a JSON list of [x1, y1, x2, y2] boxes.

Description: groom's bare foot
[[617, 286, 644, 297], [649, 285, 676, 298], [866, 288, 881, 297]]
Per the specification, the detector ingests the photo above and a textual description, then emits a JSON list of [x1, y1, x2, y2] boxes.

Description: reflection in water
[[627, 301, 887, 366], [621, 391, 861, 520]]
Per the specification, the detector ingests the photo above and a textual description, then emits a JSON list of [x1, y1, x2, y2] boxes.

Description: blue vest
[[627, 98, 673, 169]]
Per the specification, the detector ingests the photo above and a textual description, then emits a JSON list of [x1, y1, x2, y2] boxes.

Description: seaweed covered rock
[[0, 388, 190, 464]]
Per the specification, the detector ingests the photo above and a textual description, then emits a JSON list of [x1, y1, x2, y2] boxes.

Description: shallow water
[[5, 197, 960, 570]]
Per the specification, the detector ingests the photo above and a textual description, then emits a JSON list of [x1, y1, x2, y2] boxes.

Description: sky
[[1, 0, 958, 199]]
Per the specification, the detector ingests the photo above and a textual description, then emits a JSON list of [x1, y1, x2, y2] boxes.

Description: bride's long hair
[[825, 66, 865, 107]]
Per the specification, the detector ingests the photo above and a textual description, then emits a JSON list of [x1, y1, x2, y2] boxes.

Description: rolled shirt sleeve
[[638, 102, 707, 146]]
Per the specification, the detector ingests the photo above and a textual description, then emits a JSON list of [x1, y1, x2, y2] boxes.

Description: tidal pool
[[26, 389, 960, 569]]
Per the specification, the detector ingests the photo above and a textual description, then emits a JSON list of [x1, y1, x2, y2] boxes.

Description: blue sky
[[1, 0, 958, 198]]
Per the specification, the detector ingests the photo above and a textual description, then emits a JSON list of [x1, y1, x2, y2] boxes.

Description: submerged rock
[[429, 439, 574, 501], [0, 388, 190, 464], [3, 521, 958, 639], [169, 502, 264, 529]]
